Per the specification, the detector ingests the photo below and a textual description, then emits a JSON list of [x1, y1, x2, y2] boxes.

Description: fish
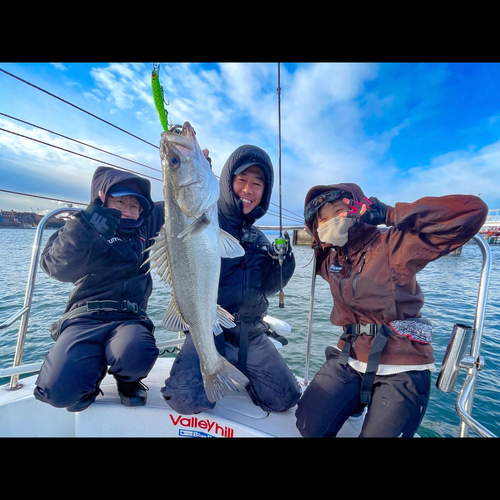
[[143, 121, 248, 402]]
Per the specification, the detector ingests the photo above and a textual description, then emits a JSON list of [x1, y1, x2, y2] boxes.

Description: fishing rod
[[275, 62, 287, 309]]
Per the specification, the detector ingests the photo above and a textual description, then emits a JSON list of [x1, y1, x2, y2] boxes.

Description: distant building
[[0, 210, 44, 228]]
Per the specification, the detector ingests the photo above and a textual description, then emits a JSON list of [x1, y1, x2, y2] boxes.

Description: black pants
[[34, 315, 158, 409], [161, 332, 301, 415], [295, 347, 431, 437]]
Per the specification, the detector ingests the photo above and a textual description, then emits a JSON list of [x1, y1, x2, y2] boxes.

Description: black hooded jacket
[[40, 166, 165, 314], [216, 145, 295, 332]]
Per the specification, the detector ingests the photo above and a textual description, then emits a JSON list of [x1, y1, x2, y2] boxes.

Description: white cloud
[[51, 63, 67, 71], [89, 63, 149, 111], [377, 140, 500, 206]]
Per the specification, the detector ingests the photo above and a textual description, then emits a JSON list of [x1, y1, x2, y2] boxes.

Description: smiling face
[[232, 165, 265, 214], [316, 199, 351, 227]]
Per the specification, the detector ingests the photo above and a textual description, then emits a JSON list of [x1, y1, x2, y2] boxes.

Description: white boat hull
[[0, 357, 363, 438]]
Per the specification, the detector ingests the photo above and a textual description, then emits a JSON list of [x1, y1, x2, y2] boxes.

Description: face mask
[[118, 217, 144, 232], [317, 216, 354, 246]]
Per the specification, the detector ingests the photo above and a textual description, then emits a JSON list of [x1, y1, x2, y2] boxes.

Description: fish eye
[[169, 155, 180, 168]]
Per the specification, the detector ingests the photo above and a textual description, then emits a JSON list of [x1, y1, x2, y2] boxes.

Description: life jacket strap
[[339, 323, 392, 404]]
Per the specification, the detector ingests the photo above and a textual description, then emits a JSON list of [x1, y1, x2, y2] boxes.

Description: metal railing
[[0, 207, 185, 389], [454, 234, 495, 437], [0, 207, 81, 390]]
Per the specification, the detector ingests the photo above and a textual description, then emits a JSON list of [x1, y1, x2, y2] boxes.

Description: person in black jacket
[[34, 166, 164, 411], [161, 145, 301, 414]]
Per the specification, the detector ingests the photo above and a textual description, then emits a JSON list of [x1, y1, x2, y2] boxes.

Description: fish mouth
[[161, 121, 196, 151]]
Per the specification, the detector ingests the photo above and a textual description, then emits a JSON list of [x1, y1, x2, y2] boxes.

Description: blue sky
[[1, 62, 499, 227]]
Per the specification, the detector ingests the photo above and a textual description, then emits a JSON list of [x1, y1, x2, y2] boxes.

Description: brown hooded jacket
[[304, 183, 488, 366]]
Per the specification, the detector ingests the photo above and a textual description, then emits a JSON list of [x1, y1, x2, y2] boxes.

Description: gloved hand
[[82, 196, 121, 239], [360, 197, 387, 226]]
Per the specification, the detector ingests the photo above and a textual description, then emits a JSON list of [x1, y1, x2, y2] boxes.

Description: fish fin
[[219, 229, 245, 258], [203, 358, 250, 402], [142, 231, 172, 285], [177, 213, 210, 241], [213, 305, 236, 335], [162, 296, 189, 331]]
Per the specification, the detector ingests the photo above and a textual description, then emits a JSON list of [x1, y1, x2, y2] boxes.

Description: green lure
[[152, 64, 169, 132]]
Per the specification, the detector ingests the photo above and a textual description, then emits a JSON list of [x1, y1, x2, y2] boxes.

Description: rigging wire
[[0, 66, 305, 224], [0, 111, 303, 223], [1, 124, 305, 222], [0, 188, 86, 207], [0, 188, 304, 224], [0, 67, 159, 150], [0, 127, 162, 182], [0, 112, 161, 174]]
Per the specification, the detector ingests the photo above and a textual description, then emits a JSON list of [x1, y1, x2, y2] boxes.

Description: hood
[[304, 182, 370, 244], [90, 166, 155, 220], [217, 145, 274, 228]]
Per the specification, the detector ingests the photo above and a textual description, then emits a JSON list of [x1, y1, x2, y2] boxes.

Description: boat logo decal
[[169, 414, 235, 438]]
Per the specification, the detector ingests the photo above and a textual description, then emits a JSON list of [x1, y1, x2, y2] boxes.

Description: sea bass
[[143, 121, 248, 402]]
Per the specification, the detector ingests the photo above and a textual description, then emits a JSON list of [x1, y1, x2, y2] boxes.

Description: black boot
[[116, 381, 149, 407]]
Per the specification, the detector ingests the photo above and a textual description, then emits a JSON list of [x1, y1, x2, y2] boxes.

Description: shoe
[[117, 381, 149, 407], [348, 406, 367, 421]]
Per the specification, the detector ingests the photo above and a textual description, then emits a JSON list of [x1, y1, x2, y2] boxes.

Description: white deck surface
[[0, 357, 362, 437]]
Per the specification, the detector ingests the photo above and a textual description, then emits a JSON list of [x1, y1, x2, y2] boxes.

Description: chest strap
[[339, 323, 392, 404]]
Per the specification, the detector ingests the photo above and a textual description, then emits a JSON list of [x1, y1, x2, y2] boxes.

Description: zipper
[[352, 251, 367, 298], [338, 248, 352, 302]]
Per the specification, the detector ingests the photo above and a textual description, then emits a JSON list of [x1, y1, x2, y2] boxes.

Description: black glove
[[82, 197, 121, 239], [360, 197, 387, 226]]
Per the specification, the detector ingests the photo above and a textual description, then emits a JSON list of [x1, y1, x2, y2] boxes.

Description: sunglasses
[[304, 190, 350, 223]]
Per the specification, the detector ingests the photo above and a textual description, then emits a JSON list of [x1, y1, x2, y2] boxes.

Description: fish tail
[[204, 358, 250, 403]]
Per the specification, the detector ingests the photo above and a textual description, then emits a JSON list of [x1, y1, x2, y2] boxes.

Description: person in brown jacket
[[295, 183, 488, 437]]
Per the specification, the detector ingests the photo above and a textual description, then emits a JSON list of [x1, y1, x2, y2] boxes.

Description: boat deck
[[0, 357, 363, 437]]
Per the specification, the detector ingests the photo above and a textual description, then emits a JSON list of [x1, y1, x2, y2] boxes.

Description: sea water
[[1, 227, 499, 438]]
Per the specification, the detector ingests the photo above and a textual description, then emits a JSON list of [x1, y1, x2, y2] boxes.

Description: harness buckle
[[355, 324, 378, 336], [120, 300, 139, 314]]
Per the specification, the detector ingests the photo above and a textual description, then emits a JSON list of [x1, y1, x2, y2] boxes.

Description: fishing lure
[[152, 63, 169, 132]]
